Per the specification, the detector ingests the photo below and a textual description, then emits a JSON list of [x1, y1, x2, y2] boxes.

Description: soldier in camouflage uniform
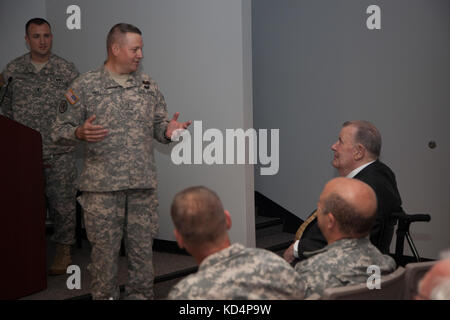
[[294, 177, 396, 298], [51, 23, 191, 300], [0, 18, 79, 275], [168, 186, 305, 300]]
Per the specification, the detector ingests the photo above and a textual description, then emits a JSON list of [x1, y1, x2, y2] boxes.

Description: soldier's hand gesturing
[[75, 115, 109, 142], [165, 112, 192, 140]]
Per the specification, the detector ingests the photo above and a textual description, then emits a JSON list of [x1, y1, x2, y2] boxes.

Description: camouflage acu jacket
[[168, 243, 305, 300], [1, 53, 79, 158], [51, 65, 170, 192], [295, 237, 396, 298]]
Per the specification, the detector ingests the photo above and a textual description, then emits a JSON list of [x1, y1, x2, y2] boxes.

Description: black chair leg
[[405, 232, 420, 262], [392, 211, 431, 266]]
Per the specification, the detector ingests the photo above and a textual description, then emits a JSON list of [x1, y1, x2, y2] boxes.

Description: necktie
[[295, 210, 318, 240]]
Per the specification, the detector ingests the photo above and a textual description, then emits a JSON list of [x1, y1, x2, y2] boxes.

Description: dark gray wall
[[253, 0, 450, 259]]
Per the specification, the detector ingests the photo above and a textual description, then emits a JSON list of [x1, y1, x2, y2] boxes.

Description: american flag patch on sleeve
[[65, 89, 79, 105]]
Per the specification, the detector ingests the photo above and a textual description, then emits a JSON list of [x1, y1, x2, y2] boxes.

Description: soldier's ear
[[224, 210, 232, 230], [327, 212, 336, 230], [111, 43, 121, 56], [173, 229, 185, 249]]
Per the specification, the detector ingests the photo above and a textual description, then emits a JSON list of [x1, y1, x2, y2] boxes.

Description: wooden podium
[[0, 115, 46, 299]]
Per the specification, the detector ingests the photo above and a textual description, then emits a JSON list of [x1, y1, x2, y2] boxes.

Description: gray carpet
[[20, 236, 197, 300]]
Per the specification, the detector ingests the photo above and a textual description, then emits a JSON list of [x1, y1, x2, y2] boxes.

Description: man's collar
[[303, 237, 370, 258], [199, 243, 244, 269], [27, 52, 52, 63], [346, 159, 376, 178], [101, 64, 140, 89], [25, 53, 53, 73]]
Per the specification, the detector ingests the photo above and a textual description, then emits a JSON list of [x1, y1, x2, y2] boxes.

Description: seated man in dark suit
[[284, 120, 403, 264]]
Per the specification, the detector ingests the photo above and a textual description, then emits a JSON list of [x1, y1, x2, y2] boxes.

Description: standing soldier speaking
[[52, 23, 191, 300], [1, 18, 79, 275]]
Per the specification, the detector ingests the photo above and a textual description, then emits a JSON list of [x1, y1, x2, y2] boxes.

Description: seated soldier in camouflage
[[168, 186, 305, 300], [295, 177, 396, 298]]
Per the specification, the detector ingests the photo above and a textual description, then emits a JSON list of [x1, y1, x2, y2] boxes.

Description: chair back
[[322, 267, 405, 300], [404, 261, 436, 299]]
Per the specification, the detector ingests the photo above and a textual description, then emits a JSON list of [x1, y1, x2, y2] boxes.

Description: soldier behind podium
[[0, 18, 79, 275]]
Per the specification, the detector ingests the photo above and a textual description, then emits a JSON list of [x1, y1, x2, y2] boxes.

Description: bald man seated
[[295, 177, 397, 298], [167, 186, 305, 300]]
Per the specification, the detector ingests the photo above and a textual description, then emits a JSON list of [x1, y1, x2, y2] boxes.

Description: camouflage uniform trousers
[[44, 152, 77, 245], [78, 189, 159, 300]]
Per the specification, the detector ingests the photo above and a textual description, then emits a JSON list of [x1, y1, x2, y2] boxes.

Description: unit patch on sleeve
[[59, 100, 68, 113]]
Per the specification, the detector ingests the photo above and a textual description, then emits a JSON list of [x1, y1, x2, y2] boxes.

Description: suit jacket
[[296, 160, 403, 260]]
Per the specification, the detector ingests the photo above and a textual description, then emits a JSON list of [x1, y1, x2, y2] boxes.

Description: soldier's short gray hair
[[107, 23, 142, 52], [343, 120, 382, 158], [323, 192, 376, 237], [171, 186, 227, 246]]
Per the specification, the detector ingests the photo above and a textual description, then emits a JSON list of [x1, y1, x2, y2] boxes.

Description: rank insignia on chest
[[142, 80, 150, 89], [59, 100, 68, 113], [65, 88, 79, 105]]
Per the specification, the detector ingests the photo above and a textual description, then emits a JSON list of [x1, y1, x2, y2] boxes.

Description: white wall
[[252, 0, 450, 259]]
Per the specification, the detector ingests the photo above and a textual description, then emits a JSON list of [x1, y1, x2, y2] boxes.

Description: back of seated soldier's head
[[317, 177, 377, 240], [171, 186, 228, 248]]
